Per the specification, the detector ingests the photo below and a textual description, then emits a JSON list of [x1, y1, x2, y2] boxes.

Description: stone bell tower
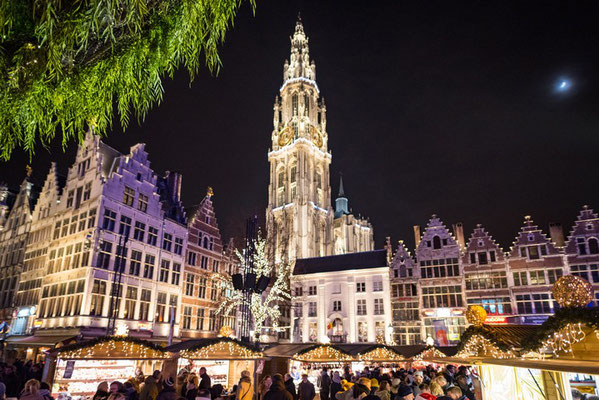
[[266, 16, 334, 264]]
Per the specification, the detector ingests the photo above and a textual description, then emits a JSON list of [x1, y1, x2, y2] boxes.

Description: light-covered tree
[[0, 0, 254, 160], [216, 234, 292, 340]]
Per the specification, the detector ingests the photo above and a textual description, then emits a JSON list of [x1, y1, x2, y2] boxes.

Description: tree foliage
[[216, 234, 292, 340], [0, 0, 253, 160]]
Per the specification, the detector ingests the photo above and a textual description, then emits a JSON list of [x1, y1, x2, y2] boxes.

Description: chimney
[[549, 222, 565, 247], [413, 225, 421, 247], [453, 222, 465, 250], [165, 171, 183, 203]]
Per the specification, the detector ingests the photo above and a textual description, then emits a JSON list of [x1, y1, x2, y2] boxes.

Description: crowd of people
[[256, 364, 477, 400], [1, 359, 598, 400]]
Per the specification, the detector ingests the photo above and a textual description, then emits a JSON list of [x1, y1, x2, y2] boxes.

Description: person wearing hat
[[368, 379, 379, 396], [411, 372, 424, 396], [330, 372, 342, 400], [156, 377, 177, 400], [396, 385, 414, 400]]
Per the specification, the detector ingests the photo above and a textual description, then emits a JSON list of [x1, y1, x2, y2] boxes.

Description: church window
[[278, 170, 285, 187], [432, 236, 441, 249], [304, 94, 310, 116], [292, 94, 298, 115], [290, 165, 297, 183], [293, 122, 298, 137]]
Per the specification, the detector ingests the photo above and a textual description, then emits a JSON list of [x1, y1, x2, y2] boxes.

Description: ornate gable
[[416, 215, 459, 259], [565, 205, 599, 255], [510, 216, 560, 257], [463, 224, 505, 264], [390, 240, 416, 278]]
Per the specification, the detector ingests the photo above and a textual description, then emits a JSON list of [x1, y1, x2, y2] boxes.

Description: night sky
[[2, 1, 599, 252]]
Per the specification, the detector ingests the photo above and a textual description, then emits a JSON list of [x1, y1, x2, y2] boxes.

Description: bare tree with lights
[[216, 233, 292, 341]]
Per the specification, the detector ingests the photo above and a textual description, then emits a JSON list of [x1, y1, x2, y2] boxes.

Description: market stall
[[168, 337, 264, 390], [290, 344, 353, 388], [46, 337, 171, 399], [446, 276, 599, 400]]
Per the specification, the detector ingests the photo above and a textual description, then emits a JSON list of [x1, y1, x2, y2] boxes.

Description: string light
[[181, 341, 263, 360], [537, 323, 586, 357], [455, 335, 513, 359], [412, 347, 446, 361], [59, 339, 169, 359], [293, 345, 353, 362], [358, 347, 404, 362]]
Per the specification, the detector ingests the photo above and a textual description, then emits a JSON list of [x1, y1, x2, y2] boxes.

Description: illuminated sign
[[33, 320, 42, 328], [485, 315, 507, 324]]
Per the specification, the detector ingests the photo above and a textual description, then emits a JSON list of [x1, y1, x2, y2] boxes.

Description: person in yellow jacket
[[236, 371, 253, 400]]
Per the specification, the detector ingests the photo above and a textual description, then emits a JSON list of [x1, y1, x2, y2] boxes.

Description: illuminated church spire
[[284, 15, 316, 81]]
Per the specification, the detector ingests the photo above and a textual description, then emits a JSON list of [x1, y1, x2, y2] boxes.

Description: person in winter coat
[[93, 382, 111, 400], [259, 376, 272, 400], [374, 381, 390, 400], [140, 376, 159, 400], [199, 368, 211, 391], [124, 382, 139, 400], [395, 385, 413, 400], [264, 374, 293, 400], [156, 377, 177, 400], [319, 369, 331, 400], [336, 378, 371, 400], [235, 371, 253, 400], [297, 375, 315, 400], [455, 376, 475, 400], [329, 372, 342, 400], [284, 374, 297, 400], [19, 379, 44, 400], [185, 375, 199, 400]]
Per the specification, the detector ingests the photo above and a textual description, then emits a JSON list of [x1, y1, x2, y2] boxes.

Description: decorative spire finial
[[338, 172, 345, 198], [207, 186, 214, 198]]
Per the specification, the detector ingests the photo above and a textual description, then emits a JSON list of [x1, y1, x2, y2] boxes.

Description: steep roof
[[293, 249, 387, 275]]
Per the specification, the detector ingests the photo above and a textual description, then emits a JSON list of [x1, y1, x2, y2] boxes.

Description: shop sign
[[63, 361, 75, 379], [138, 322, 152, 331], [485, 315, 508, 324], [448, 333, 460, 341], [522, 315, 549, 325], [33, 320, 42, 328]]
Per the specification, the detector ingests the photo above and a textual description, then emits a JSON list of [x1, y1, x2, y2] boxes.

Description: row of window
[[512, 269, 563, 286], [102, 209, 183, 255], [468, 250, 497, 265], [47, 242, 91, 274], [53, 209, 97, 239], [187, 252, 220, 272], [184, 273, 221, 301], [421, 285, 464, 308], [181, 306, 218, 331], [464, 271, 508, 290], [420, 258, 460, 279], [296, 279, 384, 296], [300, 298, 385, 317], [65, 182, 92, 209]]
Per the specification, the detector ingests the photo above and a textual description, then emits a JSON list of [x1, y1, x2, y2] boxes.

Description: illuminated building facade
[[292, 250, 392, 344], [506, 216, 565, 323], [181, 189, 237, 338], [564, 206, 599, 304], [0, 174, 37, 325], [389, 240, 420, 345], [12, 164, 61, 335], [12, 134, 187, 350]]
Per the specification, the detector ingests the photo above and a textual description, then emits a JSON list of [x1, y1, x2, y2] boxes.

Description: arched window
[[278, 169, 285, 187], [292, 94, 298, 115], [203, 237, 209, 249], [589, 238, 599, 254], [304, 94, 310, 116], [290, 164, 297, 184], [433, 235, 442, 249]]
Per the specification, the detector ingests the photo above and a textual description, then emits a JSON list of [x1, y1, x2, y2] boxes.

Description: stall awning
[[5, 334, 76, 347], [481, 357, 599, 375]]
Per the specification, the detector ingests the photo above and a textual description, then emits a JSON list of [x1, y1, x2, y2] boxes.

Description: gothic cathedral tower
[[266, 17, 334, 263]]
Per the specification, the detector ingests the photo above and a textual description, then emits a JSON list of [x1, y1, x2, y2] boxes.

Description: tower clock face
[[310, 125, 323, 148], [278, 126, 292, 147]]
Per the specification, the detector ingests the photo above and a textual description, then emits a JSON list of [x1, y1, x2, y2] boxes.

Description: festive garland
[[54, 335, 166, 354], [456, 325, 512, 354], [293, 344, 353, 362], [412, 346, 447, 361], [358, 345, 404, 361], [176, 337, 262, 355], [521, 307, 599, 352]]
